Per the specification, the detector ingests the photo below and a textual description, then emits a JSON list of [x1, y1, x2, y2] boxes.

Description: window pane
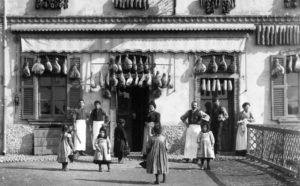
[[54, 87, 66, 100], [287, 86, 298, 101], [288, 101, 299, 115], [54, 101, 66, 115], [40, 87, 51, 100], [39, 77, 51, 86], [54, 77, 66, 86], [287, 73, 298, 86], [41, 101, 51, 114]]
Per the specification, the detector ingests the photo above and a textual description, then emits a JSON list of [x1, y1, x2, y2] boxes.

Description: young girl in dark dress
[[94, 127, 111, 172], [146, 125, 168, 185], [57, 125, 74, 171], [114, 118, 128, 163]]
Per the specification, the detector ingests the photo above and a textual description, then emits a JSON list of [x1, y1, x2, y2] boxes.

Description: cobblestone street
[[0, 157, 298, 186]]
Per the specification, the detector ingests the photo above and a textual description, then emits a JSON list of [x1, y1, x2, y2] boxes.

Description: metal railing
[[247, 124, 300, 177]]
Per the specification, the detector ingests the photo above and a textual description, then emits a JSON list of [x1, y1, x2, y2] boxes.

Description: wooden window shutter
[[21, 55, 36, 119], [270, 55, 287, 120], [67, 55, 82, 118]]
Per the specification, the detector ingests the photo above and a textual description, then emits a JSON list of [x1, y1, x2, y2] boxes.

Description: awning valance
[[21, 37, 247, 53]]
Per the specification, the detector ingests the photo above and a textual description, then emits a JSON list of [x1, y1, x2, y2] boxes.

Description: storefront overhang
[[12, 23, 255, 32], [21, 37, 247, 53]]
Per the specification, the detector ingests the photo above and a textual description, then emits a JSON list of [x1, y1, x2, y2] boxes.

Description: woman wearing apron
[[89, 100, 109, 151]]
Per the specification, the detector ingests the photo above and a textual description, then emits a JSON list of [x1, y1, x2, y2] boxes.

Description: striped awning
[[12, 23, 255, 32], [21, 37, 247, 53]]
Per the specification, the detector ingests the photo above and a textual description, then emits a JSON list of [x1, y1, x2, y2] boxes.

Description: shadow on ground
[[76, 179, 150, 185]]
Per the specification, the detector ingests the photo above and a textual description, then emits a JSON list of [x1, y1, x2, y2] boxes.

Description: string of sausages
[[256, 25, 300, 46], [113, 0, 149, 10]]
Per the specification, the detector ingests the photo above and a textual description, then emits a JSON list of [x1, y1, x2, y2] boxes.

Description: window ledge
[[28, 119, 72, 126], [278, 117, 300, 124]]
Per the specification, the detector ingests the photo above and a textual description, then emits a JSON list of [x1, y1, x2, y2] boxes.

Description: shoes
[[79, 151, 88, 156], [207, 165, 211, 170], [182, 159, 190, 163], [198, 164, 204, 170], [154, 181, 159, 185]]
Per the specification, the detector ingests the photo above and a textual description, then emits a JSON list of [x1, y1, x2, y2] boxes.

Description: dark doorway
[[117, 87, 149, 152]]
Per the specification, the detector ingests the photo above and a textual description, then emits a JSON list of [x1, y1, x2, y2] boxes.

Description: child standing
[[94, 127, 111, 172], [146, 125, 168, 185], [114, 118, 128, 164], [197, 122, 215, 170], [57, 125, 74, 171]]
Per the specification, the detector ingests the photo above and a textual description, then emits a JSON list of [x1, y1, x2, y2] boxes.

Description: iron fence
[[247, 124, 300, 177]]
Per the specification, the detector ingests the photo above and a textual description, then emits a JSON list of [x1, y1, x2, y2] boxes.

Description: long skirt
[[236, 124, 247, 151], [184, 124, 201, 159], [142, 122, 155, 155], [74, 119, 86, 151], [92, 121, 104, 150]]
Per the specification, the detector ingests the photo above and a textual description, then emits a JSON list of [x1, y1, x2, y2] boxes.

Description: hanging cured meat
[[69, 63, 81, 79], [90, 72, 96, 89], [167, 74, 173, 89], [110, 73, 118, 87], [103, 88, 112, 99], [52, 57, 61, 74], [217, 79, 221, 92], [134, 72, 139, 86], [119, 72, 126, 87], [261, 25, 265, 45], [99, 71, 105, 88], [147, 72, 152, 86], [219, 55, 228, 72], [137, 57, 144, 73], [270, 25, 274, 46], [131, 56, 137, 73], [110, 56, 118, 73], [23, 61, 31, 78], [286, 56, 293, 73], [294, 54, 300, 72], [271, 59, 285, 78], [208, 56, 218, 73], [153, 71, 162, 88], [45, 56, 52, 72], [201, 79, 206, 92], [138, 73, 145, 87], [144, 56, 149, 73], [117, 55, 123, 73], [212, 79, 216, 92], [207, 79, 211, 92], [223, 80, 228, 91], [105, 71, 110, 87], [194, 56, 206, 75], [275, 25, 279, 45], [257, 25, 262, 45], [161, 73, 168, 88], [124, 54, 133, 71], [32, 57, 45, 75], [126, 73, 133, 86], [265, 25, 270, 46], [228, 80, 233, 91], [61, 58, 68, 75], [228, 57, 237, 73]]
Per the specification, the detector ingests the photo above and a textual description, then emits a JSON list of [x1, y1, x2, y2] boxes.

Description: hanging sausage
[[265, 25, 270, 46], [132, 56, 137, 73], [212, 79, 216, 92], [208, 56, 218, 73], [45, 56, 52, 72], [201, 79, 206, 92], [23, 61, 31, 78], [117, 55, 123, 73], [270, 25, 274, 46], [138, 73, 145, 87], [294, 54, 300, 72], [147, 72, 152, 86], [137, 57, 144, 73], [134, 72, 139, 86], [167, 74, 173, 89], [99, 71, 105, 88], [228, 80, 233, 91], [61, 58, 68, 75], [286, 56, 293, 73], [126, 72, 133, 86], [207, 79, 211, 92], [32, 57, 45, 75], [274, 25, 279, 45], [105, 71, 110, 87], [223, 80, 228, 91], [144, 56, 149, 73], [261, 25, 265, 45], [217, 79, 221, 93], [219, 55, 228, 72], [161, 73, 168, 88], [257, 25, 262, 45], [271, 58, 285, 78]]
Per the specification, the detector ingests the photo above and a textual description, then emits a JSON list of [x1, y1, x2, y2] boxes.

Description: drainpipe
[[2, 0, 7, 155]]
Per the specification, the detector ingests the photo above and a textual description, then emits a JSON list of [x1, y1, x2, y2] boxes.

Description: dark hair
[[149, 101, 156, 109], [153, 124, 162, 135], [117, 118, 126, 126], [94, 100, 101, 105], [62, 124, 69, 132], [212, 97, 219, 103], [242, 102, 250, 109], [79, 99, 84, 103], [98, 127, 107, 139], [201, 122, 210, 132]]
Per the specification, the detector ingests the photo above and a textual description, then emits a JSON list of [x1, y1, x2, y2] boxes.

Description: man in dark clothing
[[210, 98, 228, 154]]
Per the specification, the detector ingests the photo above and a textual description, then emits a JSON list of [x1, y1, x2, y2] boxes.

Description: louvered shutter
[[21, 55, 35, 119], [270, 55, 287, 120], [67, 56, 82, 119]]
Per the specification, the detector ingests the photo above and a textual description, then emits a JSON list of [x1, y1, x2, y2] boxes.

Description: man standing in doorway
[[211, 98, 228, 154], [180, 101, 210, 163]]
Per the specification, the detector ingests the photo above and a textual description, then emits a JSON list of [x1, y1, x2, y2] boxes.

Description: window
[[287, 73, 299, 115]]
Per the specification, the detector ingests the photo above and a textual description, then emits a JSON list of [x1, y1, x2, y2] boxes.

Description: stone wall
[[162, 125, 186, 155]]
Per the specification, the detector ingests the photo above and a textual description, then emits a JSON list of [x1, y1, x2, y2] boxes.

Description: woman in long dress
[[236, 102, 255, 156], [146, 125, 168, 185]]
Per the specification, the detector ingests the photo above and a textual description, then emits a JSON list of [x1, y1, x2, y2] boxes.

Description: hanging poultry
[[124, 54, 133, 71], [271, 58, 285, 78], [131, 56, 137, 73], [286, 56, 293, 73], [109, 56, 118, 73], [117, 55, 123, 73], [219, 55, 228, 72], [119, 72, 126, 88], [32, 57, 45, 75], [69, 63, 81, 79], [228, 57, 237, 73], [45, 56, 52, 72], [161, 73, 168, 88], [294, 54, 300, 72], [23, 61, 31, 78], [126, 72, 133, 86], [110, 73, 118, 87], [167, 74, 173, 89], [208, 56, 218, 73], [138, 73, 145, 87], [52, 57, 61, 74]]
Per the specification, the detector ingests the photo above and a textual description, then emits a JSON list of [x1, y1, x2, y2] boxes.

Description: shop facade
[[1, 0, 300, 155]]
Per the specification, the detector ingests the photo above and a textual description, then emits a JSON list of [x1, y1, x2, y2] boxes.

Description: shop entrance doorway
[[117, 87, 149, 152]]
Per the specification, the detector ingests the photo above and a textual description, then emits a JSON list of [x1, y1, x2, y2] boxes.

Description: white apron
[[142, 122, 155, 155], [92, 121, 104, 150], [235, 123, 247, 151], [74, 119, 86, 151], [184, 124, 201, 159]]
